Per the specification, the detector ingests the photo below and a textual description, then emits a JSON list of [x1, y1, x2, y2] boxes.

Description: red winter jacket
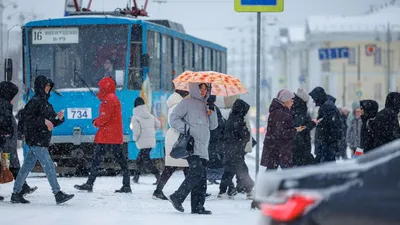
[[93, 77, 123, 144]]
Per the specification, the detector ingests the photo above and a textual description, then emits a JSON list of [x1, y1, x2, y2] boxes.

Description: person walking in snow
[[74, 76, 131, 193], [261, 89, 303, 170], [219, 95, 253, 194], [218, 99, 254, 200], [206, 95, 225, 185], [168, 83, 218, 215], [152, 89, 190, 200], [1, 86, 37, 198], [359, 100, 379, 153], [131, 97, 161, 184], [347, 104, 362, 157], [309, 87, 343, 163], [11, 76, 74, 204], [291, 88, 316, 167], [0, 81, 20, 201], [370, 92, 400, 149]]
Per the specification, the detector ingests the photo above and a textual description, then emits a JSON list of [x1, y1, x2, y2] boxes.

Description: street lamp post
[[6, 24, 17, 58], [0, 0, 17, 64]]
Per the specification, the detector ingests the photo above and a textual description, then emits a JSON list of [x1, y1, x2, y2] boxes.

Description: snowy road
[[0, 157, 260, 225]]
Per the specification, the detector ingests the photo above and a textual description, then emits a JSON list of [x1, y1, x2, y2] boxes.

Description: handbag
[[170, 123, 194, 159], [0, 152, 14, 184]]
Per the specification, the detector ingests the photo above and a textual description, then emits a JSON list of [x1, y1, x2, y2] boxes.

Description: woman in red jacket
[[74, 76, 131, 193]]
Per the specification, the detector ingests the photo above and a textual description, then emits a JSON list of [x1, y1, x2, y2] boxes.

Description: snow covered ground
[[0, 152, 260, 225]]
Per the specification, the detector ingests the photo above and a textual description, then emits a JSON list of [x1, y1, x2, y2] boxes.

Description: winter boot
[[21, 184, 38, 196], [11, 192, 30, 204], [228, 187, 238, 197], [250, 200, 260, 210], [205, 193, 212, 199], [0, 195, 4, 201], [74, 183, 93, 192], [152, 190, 168, 200], [115, 186, 132, 193], [55, 191, 74, 205], [132, 175, 139, 184], [191, 208, 212, 215], [169, 194, 184, 212]]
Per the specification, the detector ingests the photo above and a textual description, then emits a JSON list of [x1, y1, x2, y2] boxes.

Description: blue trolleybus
[[21, 11, 227, 176]]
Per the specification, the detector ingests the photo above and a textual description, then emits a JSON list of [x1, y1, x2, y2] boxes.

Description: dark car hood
[[255, 140, 400, 203]]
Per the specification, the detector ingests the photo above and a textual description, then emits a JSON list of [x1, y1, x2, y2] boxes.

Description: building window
[[374, 48, 382, 66], [348, 48, 356, 65], [374, 83, 382, 101]]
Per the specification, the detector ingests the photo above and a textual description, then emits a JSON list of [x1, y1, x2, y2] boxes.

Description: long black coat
[[208, 105, 225, 169], [291, 95, 316, 166], [261, 99, 296, 169], [360, 100, 379, 153], [370, 93, 400, 149], [0, 81, 19, 149], [309, 88, 343, 145], [221, 99, 250, 163], [22, 76, 64, 147]]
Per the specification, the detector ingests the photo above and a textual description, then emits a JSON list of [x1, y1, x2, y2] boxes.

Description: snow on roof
[[288, 26, 306, 42], [307, 6, 400, 33]]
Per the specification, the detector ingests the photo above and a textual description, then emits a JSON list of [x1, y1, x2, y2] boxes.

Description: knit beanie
[[277, 89, 295, 103]]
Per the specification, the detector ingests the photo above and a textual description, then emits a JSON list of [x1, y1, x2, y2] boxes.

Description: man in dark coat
[[291, 89, 316, 167], [0, 81, 19, 201], [370, 92, 400, 149], [360, 100, 379, 153], [309, 87, 342, 163], [11, 76, 74, 204], [218, 99, 254, 199], [0, 82, 37, 197]]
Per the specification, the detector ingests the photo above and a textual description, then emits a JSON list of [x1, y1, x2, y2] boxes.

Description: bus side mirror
[[4, 58, 13, 81], [140, 53, 150, 67]]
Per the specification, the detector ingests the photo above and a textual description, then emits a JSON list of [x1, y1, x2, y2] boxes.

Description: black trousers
[[155, 166, 189, 192], [171, 155, 207, 211], [87, 144, 130, 187], [134, 148, 160, 178], [220, 157, 254, 193]]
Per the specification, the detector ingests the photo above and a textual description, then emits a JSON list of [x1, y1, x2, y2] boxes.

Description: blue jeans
[[13, 146, 60, 194]]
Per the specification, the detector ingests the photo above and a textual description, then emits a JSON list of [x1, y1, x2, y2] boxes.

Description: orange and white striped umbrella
[[172, 71, 248, 97]]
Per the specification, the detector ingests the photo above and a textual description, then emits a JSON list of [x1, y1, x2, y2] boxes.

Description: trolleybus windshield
[[28, 25, 133, 89]]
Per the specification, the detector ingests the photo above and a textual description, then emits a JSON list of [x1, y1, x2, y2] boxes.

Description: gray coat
[[347, 117, 362, 149], [170, 83, 218, 160], [3, 116, 20, 168]]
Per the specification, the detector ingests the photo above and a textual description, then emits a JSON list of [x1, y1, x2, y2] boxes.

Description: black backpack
[[16, 108, 27, 140]]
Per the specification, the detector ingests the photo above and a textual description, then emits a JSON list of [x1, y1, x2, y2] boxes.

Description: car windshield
[[28, 25, 130, 89]]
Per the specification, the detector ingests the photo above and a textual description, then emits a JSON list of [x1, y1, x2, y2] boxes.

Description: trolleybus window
[[28, 25, 136, 89], [162, 35, 173, 91], [147, 30, 161, 91], [184, 41, 194, 71]]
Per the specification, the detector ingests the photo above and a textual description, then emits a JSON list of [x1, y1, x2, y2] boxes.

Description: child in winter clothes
[[347, 105, 362, 156], [130, 97, 161, 184]]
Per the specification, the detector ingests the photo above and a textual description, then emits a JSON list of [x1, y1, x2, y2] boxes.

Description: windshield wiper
[[73, 60, 97, 97]]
